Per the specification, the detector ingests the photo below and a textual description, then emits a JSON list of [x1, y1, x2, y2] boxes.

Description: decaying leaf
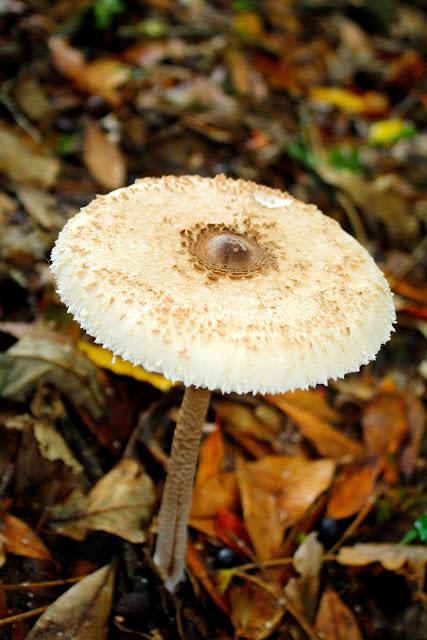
[[0, 513, 52, 565], [327, 460, 380, 519], [267, 396, 363, 461], [82, 120, 126, 191], [49, 458, 155, 543], [25, 563, 115, 640], [315, 588, 363, 640], [77, 341, 174, 391], [0, 123, 60, 188], [5, 413, 83, 476], [285, 532, 324, 621], [337, 543, 427, 573], [0, 336, 105, 419], [236, 456, 335, 560]]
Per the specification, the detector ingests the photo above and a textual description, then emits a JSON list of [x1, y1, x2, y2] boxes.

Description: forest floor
[[0, 1, 426, 639]]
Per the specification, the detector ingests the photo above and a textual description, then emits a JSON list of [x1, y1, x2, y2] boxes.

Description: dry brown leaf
[[25, 564, 115, 640], [236, 456, 335, 560], [337, 543, 427, 573], [0, 123, 59, 187], [217, 401, 277, 442], [83, 120, 126, 191], [229, 581, 283, 640], [191, 428, 239, 518], [1, 513, 52, 565], [49, 458, 155, 542], [16, 186, 62, 230], [362, 393, 408, 482], [315, 587, 363, 640], [327, 460, 380, 520], [400, 395, 426, 477], [267, 396, 363, 461], [268, 390, 341, 423], [49, 36, 129, 106], [285, 532, 324, 621]]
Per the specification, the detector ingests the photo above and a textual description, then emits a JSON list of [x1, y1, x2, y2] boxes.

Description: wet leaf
[[267, 396, 363, 461], [0, 337, 105, 419], [315, 588, 363, 640], [337, 543, 427, 573], [0, 122, 59, 187], [229, 581, 283, 640], [1, 513, 52, 564], [236, 456, 335, 560], [77, 341, 173, 391], [82, 120, 126, 191], [48, 458, 155, 543], [25, 563, 115, 640], [327, 460, 380, 519]]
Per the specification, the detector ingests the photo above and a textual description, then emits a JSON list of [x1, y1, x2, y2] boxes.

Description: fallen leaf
[[0, 336, 105, 419], [49, 458, 155, 543], [368, 119, 416, 145], [285, 532, 324, 621], [5, 414, 83, 476], [337, 543, 427, 573], [362, 393, 408, 482], [1, 513, 52, 564], [49, 36, 129, 106], [191, 428, 239, 518], [77, 341, 174, 392], [214, 507, 252, 555], [186, 542, 229, 615], [16, 186, 63, 230], [267, 389, 341, 423], [327, 460, 380, 519], [400, 395, 426, 477], [236, 456, 335, 560], [25, 563, 115, 640], [82, 120, 126, 191], [315, 588, 363, 640], [229, 581, 283, 640], [217, 401, 278, 442], [310, 87, 388, 115], [0, 122, 59, 187], [267, 396, 363, 461]]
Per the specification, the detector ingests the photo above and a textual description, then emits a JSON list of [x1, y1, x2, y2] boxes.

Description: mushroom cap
[[51, 175, 395, 394]]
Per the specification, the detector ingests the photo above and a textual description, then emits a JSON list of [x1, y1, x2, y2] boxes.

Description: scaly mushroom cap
[[51, 175, 395, 394]]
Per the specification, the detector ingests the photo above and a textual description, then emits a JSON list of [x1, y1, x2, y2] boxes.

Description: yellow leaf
[[368, 119, 415, 145], [77, 341, 174, 392], [310, 87, 388, 115], [232, 12, 264, 40]]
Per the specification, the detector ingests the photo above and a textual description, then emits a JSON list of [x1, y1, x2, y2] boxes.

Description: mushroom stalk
[[154, 386, 211, 591]]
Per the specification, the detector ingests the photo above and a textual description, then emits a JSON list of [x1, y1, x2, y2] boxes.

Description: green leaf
[[93, 0, 125, 30], [286, 140, 317, 171], [414, 515, 427, 542], [328, 146, 362, 174], [232, 0, 258, 11]]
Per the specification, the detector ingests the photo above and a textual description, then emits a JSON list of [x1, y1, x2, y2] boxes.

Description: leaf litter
[[0, 1, 425, 638]]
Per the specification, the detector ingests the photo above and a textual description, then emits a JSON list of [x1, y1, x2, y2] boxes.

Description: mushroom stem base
[[154, 386, 211, 591]]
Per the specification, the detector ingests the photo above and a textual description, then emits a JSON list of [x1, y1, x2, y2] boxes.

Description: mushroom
[[50, 175, 395, 591]]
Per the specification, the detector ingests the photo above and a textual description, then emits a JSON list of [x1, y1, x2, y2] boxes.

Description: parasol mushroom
[[50, 175, 395, 591]]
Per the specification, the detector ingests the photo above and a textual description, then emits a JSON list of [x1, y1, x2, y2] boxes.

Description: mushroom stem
[[154, 386, 211, 591]]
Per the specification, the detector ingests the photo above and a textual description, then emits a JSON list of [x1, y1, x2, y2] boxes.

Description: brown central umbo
[[181, 224, 276, 279]]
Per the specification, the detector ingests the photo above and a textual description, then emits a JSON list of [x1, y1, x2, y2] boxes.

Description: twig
[[236, 553, 336, 572], [336, 192, 369, 247], [3, 576, 83, 591], [328, 482, 385, 556], [0, 606, 48, 628]]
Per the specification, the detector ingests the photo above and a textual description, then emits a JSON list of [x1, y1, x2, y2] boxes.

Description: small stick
[[3, 576, 83, 591], [0, 606, 48, 628]]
